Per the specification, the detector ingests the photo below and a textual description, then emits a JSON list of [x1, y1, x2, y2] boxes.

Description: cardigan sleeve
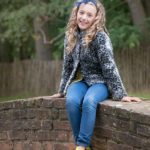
[[96, 31, 128, 101], [58, 35, 73, 94]]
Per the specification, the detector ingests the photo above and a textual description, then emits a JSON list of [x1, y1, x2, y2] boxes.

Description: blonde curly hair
[[65, 0, 108, 53]]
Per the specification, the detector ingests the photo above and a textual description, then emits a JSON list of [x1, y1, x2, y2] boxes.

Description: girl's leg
[[77, 83, 109, 147], [66, 81, 88, 142]]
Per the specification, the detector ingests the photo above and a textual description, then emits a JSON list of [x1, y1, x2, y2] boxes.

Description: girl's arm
[[96, 31, 128, 101], [50, 35, 73, 98], [96, 31, 142, 102], [58, 36, 73, 95]]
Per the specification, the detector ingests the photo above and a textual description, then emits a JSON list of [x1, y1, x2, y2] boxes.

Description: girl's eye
[[87, 13, 92, 17], [79, 11, 84, 15]]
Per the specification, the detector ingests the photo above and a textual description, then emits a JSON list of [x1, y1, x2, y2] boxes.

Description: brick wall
[[0, 97, 150, 150]]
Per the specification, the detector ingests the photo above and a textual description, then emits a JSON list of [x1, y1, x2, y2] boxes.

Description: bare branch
[[38, 28, 65, 44]]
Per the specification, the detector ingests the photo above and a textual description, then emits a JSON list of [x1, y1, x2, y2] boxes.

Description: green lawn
[[0, 93, 36, 102], [129, 92, 150, 100]]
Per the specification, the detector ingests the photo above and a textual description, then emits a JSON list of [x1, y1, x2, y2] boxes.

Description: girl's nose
[[82, 14, 87, 20]]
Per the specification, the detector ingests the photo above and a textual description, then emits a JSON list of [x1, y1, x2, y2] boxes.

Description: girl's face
[[76, 3, 97, 30]]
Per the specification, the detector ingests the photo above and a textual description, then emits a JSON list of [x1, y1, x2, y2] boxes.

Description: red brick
[[53, 99, 65, 109], [0, 131, 7, 140], [59, 110, 68, 120], [137, 124, 150, 137], [14, 142, 23, 150], [44, 142, 53, 150], [31, 142, 42, 150], [65, 143, 75, 150], [0, 141, 13, 150], [55, 131, 70, 142], [107, 140, 133, 150], [54, 143, 69, 150], [53, 121, 71, 130]]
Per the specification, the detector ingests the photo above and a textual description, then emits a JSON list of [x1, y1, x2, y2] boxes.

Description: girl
[[50, 0, 142, 150]]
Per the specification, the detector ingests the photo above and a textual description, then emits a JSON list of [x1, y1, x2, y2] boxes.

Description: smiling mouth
[[79, 21, 88, 26]]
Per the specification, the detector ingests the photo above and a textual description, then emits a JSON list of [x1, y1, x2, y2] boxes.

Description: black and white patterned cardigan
[[58, 30, 127, 101]]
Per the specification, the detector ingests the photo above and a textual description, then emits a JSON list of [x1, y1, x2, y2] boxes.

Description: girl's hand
[[121, 96, 142, 102], [50, 93, 64, 98]]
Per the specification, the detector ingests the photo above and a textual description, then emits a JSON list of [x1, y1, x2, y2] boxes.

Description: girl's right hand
[[121, 96, 142, 102], [50, 93, 64, 98]]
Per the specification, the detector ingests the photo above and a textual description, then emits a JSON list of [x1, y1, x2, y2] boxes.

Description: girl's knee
[[82, 97, 97, 109], [66, 96, 81, 108]]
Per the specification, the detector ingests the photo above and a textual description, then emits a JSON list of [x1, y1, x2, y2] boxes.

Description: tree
[[33, 17, 51, 60], [104, 0, 141, 49], [0, 0, 73, 61], [143, 0, 150, 16], [126, 0, 148, 33]]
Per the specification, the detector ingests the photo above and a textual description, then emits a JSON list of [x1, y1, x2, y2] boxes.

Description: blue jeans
[[66, 81, 109, 147]]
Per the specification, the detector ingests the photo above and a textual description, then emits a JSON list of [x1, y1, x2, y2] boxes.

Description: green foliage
[[0, 0, 74, 60], [104, 0, 141, 50], [52, 28, 65, 60], [109, 25, 140, 49], [0, 0, 143, 61]]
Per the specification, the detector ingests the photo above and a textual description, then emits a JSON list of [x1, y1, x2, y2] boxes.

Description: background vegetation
[[0, 0, 150, 62]]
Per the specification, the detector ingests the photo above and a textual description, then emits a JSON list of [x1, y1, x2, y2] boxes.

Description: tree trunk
[[126, 0, 148, 33], [0, 26, 12, 62], [0, 43, 6, 62], [33, 17, 52, 61], [143, 0, 150, 16]]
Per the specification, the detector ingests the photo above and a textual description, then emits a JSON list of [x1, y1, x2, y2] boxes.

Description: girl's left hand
[[121, 96, 142, 102]]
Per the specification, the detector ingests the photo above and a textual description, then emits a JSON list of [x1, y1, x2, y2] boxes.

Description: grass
[[128, 92, 150, 100], [0, 93, 37, 102]]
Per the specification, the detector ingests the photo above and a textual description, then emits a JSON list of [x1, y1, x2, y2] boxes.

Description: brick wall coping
[[101, 99, 150, 116], [0, 96, 150, 116]]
